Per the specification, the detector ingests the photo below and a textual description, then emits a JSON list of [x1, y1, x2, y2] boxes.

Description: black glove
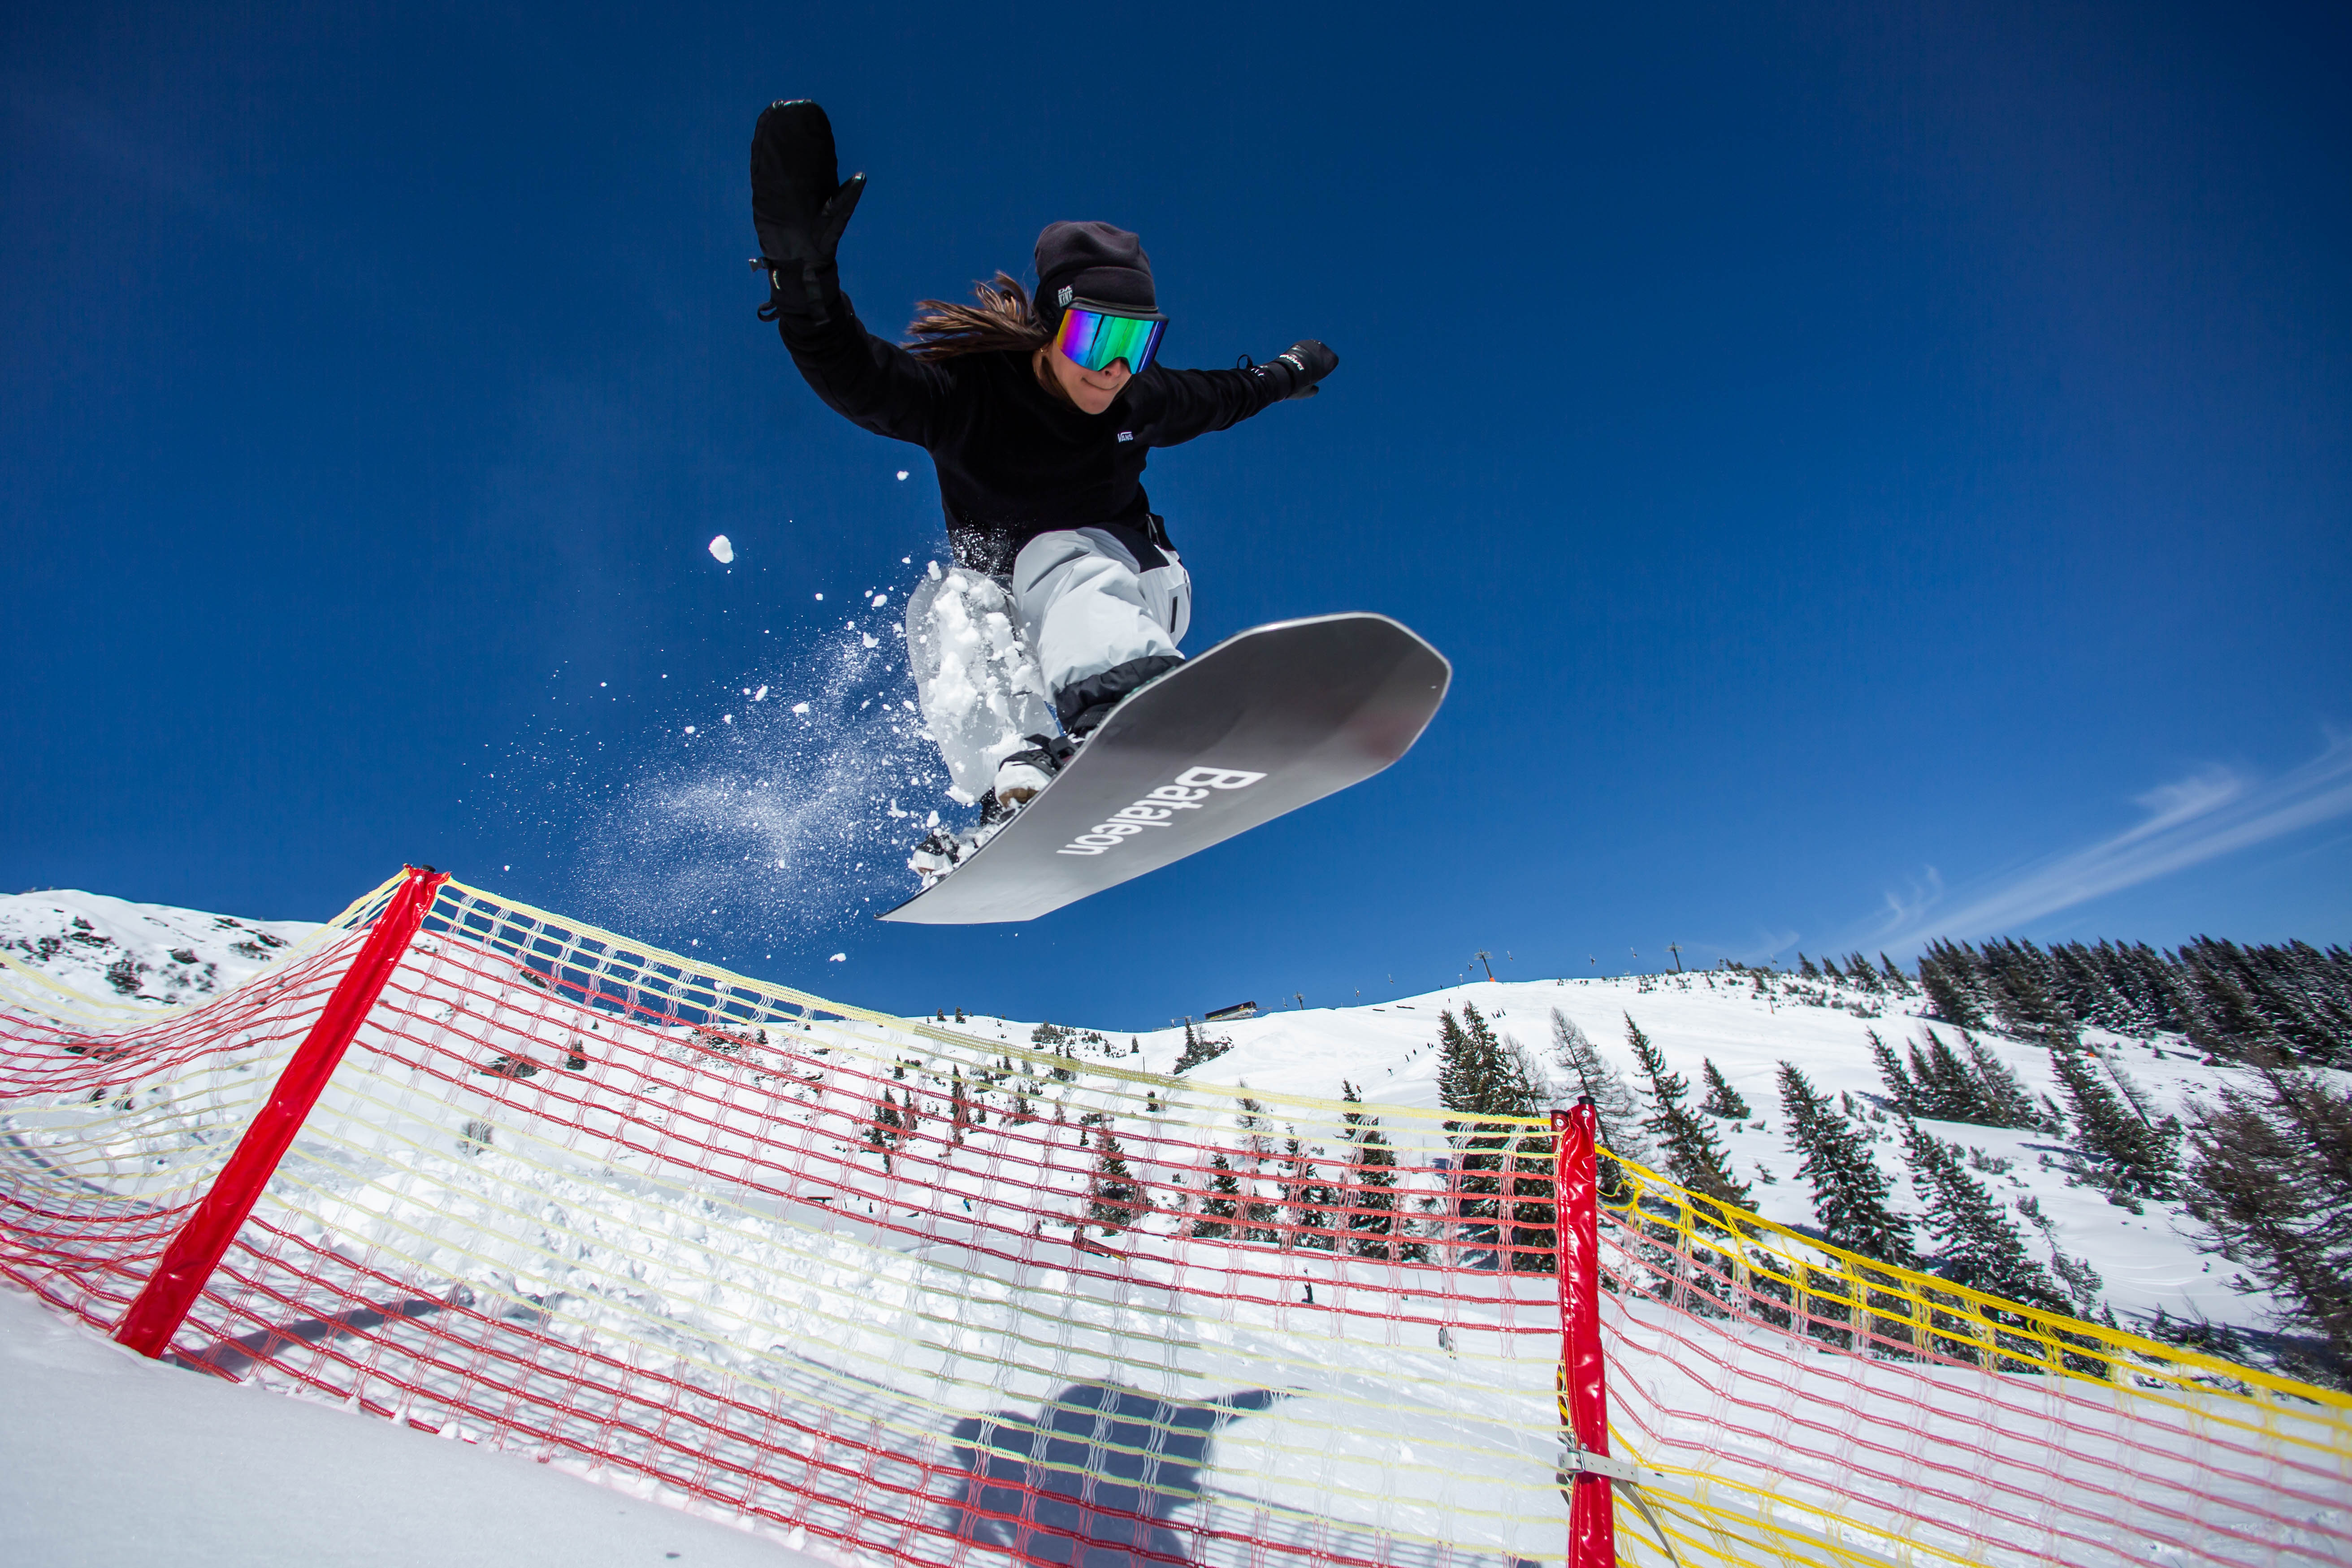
[[1272, 339, 1338, 399], [750, 100, 866, 325]]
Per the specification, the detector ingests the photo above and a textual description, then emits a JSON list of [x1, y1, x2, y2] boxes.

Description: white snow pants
[[1010, 525, 1191, 702], [904, 527, 1190, 801]]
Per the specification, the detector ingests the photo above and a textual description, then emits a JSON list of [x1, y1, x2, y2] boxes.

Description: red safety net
[[1, 868, 2344, 1568]]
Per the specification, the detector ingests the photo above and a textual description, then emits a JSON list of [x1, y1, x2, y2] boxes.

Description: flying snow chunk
[[895, 470, 909, 481], [871, 593, 888, 607], [707, 535, 734, 563], [753, 685, 768, 701], [862, 633, 879, 649], [791, 701, 811, 715], [828, 952, 847, 962]]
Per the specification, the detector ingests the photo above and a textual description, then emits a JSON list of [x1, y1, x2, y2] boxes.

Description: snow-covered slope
[[0, 888, 2329, 1563], [0, 888, 320, 1011], [0, 888, 2270, 1341], [0, 1281, 824, 1568], [950, 969, 2270, 1342]]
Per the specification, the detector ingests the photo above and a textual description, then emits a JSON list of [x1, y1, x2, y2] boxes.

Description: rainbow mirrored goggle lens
[[1054, 302, 1165, 374]]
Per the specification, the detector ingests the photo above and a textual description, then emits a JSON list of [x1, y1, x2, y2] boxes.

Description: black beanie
[[1034, 221, 1156, 317]]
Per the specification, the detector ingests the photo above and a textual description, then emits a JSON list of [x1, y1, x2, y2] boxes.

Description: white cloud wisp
[[1876, 734, 2352, 944]]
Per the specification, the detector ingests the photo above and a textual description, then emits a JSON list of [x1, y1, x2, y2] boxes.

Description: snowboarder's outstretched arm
[[751, 99, 950, 446], [1134, 341, 1339, 447]]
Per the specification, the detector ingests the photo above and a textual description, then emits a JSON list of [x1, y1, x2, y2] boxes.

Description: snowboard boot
[[908, 825, 964, 885], [993, 734, 1077, 806], [1056, 654, 1183, 738]]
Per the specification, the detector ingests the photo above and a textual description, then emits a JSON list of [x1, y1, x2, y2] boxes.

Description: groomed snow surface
[[0, 1283, 825, 1567]]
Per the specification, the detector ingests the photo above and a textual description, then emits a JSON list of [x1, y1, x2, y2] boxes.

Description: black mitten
[[749, 100, 866, 324], [1271, 339, 1338, 399]]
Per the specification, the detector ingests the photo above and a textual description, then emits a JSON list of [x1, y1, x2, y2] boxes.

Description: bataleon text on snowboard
[[1056, 767, 1266, 857]]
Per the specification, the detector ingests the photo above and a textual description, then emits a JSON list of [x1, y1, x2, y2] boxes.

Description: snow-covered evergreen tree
[[1548, 1008, 1652, 1161], [1626, 1014, 1751, 1212], [1083, 1114, 1146, 1233], [1233, 1091, 1283, 1243], [2050, 1044, 2180, 1201], [1698, 1059, 1751, 1119], [1776, 1062, 1913, 1265], [1900, 1118, 2059, 1306], [1281, 1131, 1338, 1251], [1173, 1020, 1231, 1074], [1192, 1154, 1243, 1240], [2183, 1057, 2352, 1368], [866, 1088, 904, 1174], [1339, 1080, 1416, 1260]]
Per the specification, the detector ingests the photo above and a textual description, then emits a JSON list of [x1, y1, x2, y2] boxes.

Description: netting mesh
[[2, 871, 2345, 1567]]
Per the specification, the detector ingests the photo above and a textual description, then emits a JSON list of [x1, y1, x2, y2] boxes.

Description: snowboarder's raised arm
[[750, 99, 949, 446], [1134, 341, 1339, 448], [774, 303, 952, 447]]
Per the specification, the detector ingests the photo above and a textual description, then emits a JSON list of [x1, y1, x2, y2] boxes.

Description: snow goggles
[[1054, 299, 1165, 374]]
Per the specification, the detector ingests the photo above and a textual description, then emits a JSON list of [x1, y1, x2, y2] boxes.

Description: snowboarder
[[749, 100, 1337, 880]]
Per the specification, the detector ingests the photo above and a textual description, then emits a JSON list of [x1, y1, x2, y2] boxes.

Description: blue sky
[[5, 0, 2347, 1029]]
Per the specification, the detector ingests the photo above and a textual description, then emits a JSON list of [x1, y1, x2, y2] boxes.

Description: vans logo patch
[[1056, 766, 1266, 857]]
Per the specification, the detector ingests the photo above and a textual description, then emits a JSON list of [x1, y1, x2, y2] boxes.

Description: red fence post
[[115, 865, 449, 1360], [1553, 1101, 1616, 1568]]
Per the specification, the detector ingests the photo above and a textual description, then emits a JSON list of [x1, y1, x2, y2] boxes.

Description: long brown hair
[[903, 272, 1053, 360]]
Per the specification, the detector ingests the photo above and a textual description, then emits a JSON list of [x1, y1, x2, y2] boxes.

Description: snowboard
[[879, 612, 1450, 925]]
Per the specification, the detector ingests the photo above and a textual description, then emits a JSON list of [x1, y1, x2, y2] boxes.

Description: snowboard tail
[[879, 613, 1449, 925]]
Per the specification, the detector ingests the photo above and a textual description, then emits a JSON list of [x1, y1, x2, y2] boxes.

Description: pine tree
[[949, 1066, 971, 1142], [1174, 1020, 1232, 1074], [1798, 953, 1821, 980], [1437, 1008, 1505, 1249], [1962, 1034, 2048, 1131], [1984, 948, 2077, 1047], [1281, 1132, 1339, 1252], [1899, 1118, 2059, 1306], [1843, 952, 1884, 994], [2050, 1045, 2180, 1201], [1878, 953, 1914, 994], [1436, 1008, 1494, 1115], [1869, 1030, 1923, 1117], [1917, 950, 1988, 1031], [866, 1088, 904, 1174], [2183, 1057, 2352, 1368], [1698, 1059, 1751, 1119], [1626, 1014, 1751, 1213], [1193, 1154, 1243, 1240], [1086, 1118, 1147, 1233], [1910, 1028, 1990, 1122], [1339, 1080, 1414, 1260], [1233, 1091, 1283, 1243], [1550, 1008, 1653, 1162], [1502, 1121, 1559, 1273], [1777, 1064, 1913, 1265], [1873, 1027, 2044, 1132]]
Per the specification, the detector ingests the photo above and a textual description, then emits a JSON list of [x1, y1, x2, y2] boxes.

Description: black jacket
[[779, 302, 1300, 576]]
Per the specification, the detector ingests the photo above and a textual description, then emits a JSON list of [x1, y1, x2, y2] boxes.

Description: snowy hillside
[[0, 888, 320, 1011], [2, 885, 2337, 1565], [0, 887, 2275, 1347], [0, 887, 2291, 1348], [951, 969, 2277, 1347]]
